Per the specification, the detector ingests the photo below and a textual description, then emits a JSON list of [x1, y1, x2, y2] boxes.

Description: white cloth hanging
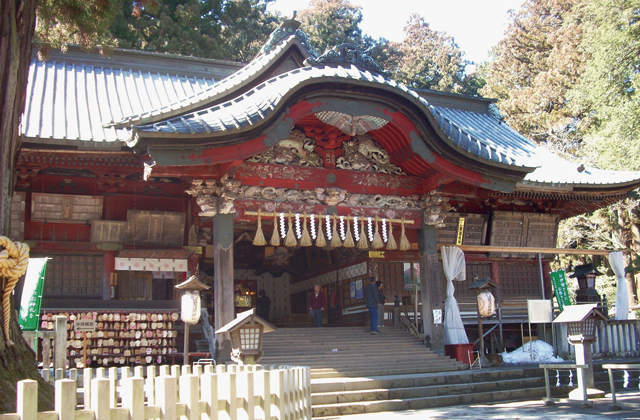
[[442, 246, 469, 344], [609, 251, 631, 320]]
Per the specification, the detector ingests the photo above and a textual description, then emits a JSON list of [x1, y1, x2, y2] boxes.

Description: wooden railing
[[555, 320, 640, 359], [0, 364, 312, 420]]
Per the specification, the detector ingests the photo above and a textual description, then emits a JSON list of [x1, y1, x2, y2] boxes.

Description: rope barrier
[[0, 236, 30, 345]]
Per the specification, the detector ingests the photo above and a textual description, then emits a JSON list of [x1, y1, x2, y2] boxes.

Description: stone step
[[311, 385, 567, 417], [312, 376, 547, 405]]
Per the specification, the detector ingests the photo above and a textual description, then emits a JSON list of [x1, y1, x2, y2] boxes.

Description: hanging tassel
[[285, 212, 297, 247], [253, 209, 267, 246], [372, 216, 384, 249], [386, 220, 398, 250], [269, 213, 281, 247], [399, 218, 411, 251], [343, 216, 355, 248], [357, 219, 369, 249], [315, 213, 327, 247], [299, 212, 312, 246], [330, 215, 342, 248]]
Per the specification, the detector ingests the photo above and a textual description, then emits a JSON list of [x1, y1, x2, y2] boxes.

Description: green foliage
[[384, 14, 469, 93], [106, 0, 277, 62], [570, 0, 640, 170], [297, 0, 363, 54], [480, 0, 586, 150], [35, 0, 123, 56]]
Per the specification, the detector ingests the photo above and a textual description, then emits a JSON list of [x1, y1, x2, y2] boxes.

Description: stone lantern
[[216, 308, 277, 364], [553, 304, 608, 399], [570, 264, 602, 304]]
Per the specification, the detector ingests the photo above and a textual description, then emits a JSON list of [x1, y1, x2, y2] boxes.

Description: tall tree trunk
[[0, 0, 54, 413]]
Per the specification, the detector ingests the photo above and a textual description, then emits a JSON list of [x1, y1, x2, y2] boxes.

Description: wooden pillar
[[418, 224, 444, 353], [214, 205, 234, 362], [103, 252, 115, 300], [490, 261, 504, 352]]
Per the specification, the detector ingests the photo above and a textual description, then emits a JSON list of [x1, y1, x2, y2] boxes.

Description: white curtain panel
[[609, 251, 631, 320], [442, 246, 469, 344]]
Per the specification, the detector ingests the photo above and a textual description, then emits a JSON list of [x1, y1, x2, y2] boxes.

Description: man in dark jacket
[[309, 285, 325, 327], [363, 277, 380, 334]]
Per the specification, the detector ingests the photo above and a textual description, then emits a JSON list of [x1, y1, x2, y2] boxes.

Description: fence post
[[171, 365, 181, 379], [229, 373, 238, 420], [92, 378, 110, 420], [159, 365, 170, 377], [201, 373, 219, 420], [276, 370, 285, 420], [156, 375, 177, 420], [42, 336, 51, 382], [109, 367, 118, 408], [134, 366, 144, 378], [69, 368, 77, 382], [84, 368, 92, 409], [262, 370, 271, 420], [304, 367, 311, 420], [147, 366, 157, 406], [216, 364, 226, 374], [180, 374, 200, 420], [182, 365, 191, 376], [54, 316, 67, 372], [17, 380, 38, 420], [55, 368, 64, 381], [96, 368, 105, 379], [55, 379, 76, 420], [122, 377, 145, 420], [122, 366, 131, 380], [204, 365, 215, 375]]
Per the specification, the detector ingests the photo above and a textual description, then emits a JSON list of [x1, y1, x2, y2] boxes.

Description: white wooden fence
[[555, 320, 640, 359], [0, 364, 311, 420]]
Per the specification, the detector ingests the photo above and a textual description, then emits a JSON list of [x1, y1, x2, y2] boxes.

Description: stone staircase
[[260, 327, 637, 418], [260, 326, 466, 379]]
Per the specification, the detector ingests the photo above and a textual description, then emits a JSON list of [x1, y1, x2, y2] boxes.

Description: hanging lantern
[[181, 290, 201, 324], [477, 290, 495, 317]]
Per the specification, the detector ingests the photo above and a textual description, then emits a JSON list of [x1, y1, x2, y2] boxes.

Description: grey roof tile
[[22, 59, 216, 143]]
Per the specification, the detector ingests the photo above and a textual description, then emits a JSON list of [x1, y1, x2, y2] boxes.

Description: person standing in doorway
[[375, 281, 386, 328], [256, 289, 271, 322], [309, 285, 325, 328], [364, 277, 381, 334]]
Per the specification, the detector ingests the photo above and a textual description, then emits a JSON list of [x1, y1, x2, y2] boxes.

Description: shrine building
[[12, 19, 640, 364]]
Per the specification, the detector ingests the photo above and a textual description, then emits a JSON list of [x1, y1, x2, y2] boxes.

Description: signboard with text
[[550, 270, 572, 311]]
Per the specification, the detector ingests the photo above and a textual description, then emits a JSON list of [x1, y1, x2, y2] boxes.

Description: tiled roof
[[21, 57, 218, 144], [131, 64, 539, 169], [113, 29, 314, 128], [520, 148, 640, 188]]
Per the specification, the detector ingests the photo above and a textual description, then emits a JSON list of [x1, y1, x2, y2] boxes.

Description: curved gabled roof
[[128, 63, 540, 173]]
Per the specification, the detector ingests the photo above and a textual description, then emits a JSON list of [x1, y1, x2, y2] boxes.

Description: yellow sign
[[368, 251, 385, 258], [456, 218, 466, 245], [183, 246, 203, 255]]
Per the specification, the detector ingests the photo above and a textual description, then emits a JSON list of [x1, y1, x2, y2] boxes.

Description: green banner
[[550, 269, 572, 311], [18, 258, 48, 331]]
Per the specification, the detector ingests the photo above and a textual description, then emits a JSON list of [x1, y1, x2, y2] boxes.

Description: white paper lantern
[[181, 290, 201, 324], [477, 290, 495, 317]]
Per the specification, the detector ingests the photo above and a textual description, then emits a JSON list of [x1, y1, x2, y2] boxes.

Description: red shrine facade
[[12, 19, 640, 363]]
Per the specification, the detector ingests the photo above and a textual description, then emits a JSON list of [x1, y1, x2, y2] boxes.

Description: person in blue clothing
[[363, 277, 381, 334]]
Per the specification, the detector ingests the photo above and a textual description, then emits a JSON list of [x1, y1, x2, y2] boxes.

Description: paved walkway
[[324, 390, 640, 419]]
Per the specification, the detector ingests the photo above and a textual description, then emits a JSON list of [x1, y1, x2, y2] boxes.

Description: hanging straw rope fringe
[[269, 214, 281, 247], [299, 212, 312, 246], [330, 215, 342, 248], [253, 209, 267, 246], [285, 213, 297, 247], [372, 217, 384, 249], [343, 217, 355, 248], [0, 236, 30, 346], [315, 213, 327, 247], [357, 219, 369, 249], [399, 218, 411, 251], [386, 220, 398, 250]]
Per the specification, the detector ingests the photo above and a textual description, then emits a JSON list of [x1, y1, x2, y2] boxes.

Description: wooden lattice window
[[39, 254, 103, 298], [446, 263, 491, 298], [377, 262, 412, 300], [498, 263, 541, 297], [126, 210, 185, 247], [437, 213, 489, 245], [31, 193, 103, 223], [116, 272, 153, 300], [9, 191, 26, 240]]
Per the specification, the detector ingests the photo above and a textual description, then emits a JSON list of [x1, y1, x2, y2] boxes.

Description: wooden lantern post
[[175, 275, 210, 365]]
